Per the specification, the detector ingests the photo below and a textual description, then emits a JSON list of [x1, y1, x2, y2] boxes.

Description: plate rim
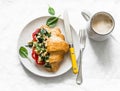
[[17, 16, 79, 77]]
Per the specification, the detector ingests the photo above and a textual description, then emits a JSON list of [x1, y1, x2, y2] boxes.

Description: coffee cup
[[81, 11, 115, 41]]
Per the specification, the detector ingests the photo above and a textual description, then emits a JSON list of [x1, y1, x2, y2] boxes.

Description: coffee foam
[[92, 13, 113, 34]]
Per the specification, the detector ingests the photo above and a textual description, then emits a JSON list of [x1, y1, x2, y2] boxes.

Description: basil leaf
[[48, 23, 57, 28], [46, 17, 58, 28], [19, 46, 28, 58], [48, 6, 55, 15]]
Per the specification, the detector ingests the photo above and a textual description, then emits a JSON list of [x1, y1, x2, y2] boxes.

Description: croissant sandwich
[[27, 25, 69, 72]]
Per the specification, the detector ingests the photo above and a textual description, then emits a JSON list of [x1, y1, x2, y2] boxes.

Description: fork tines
[[79, 29, 86, 49]]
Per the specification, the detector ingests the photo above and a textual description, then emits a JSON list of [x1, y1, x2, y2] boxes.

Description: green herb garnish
[[46, 16, 59, 28], [45, 32, 51, 37], [44, 62, 51, 68], [40, 43, 45, 48], [38, 37, 44, 43], [34, 43, 41, 52], [19, 46, 32, 63], [40, 29, 46, 35], [19, 46, 28, 58], [47, 5, 61, 28], [48, 6, 55, 15], [26, 41, 33, 48]]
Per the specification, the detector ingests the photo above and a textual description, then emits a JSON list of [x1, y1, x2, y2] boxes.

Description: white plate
[[17, 16, 80, 77]]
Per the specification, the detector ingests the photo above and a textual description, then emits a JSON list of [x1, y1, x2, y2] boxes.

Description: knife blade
[[63, 10, 78, 74]]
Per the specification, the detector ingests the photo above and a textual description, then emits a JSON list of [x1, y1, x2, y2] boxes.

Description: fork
[[76, 29, 86, 85]]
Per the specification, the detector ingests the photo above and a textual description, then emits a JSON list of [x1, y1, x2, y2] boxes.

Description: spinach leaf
[[19, 46, 28, 58], [44, 62, 51, 68], [46, 17, 58, 28], [47, 6, 61, 28], [34, 43, 41, 52], [19, 46, 32, 63], [38, 37, 44, 43], [48, 6, 55, 15], [40, 29, 46, 35], [45, 31, 51, 37]]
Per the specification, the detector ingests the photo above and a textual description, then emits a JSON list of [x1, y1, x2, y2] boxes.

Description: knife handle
[[70, 47, 78, 74]]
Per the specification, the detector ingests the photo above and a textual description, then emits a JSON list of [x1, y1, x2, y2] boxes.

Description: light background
[[0, 0, 120, 91]]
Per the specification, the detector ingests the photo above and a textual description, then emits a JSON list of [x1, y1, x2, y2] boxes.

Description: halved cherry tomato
[[32, 48, 45, 65], [32, 48, 38, 61], [32, 28, 40, 41], [37, 61, 45, 65]]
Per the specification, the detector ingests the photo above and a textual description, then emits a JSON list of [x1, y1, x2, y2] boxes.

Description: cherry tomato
[[32, 48, 45, 65], [37, 61, 45, 65], [32, 28, 40, 41], [32, 49, 38, 61]]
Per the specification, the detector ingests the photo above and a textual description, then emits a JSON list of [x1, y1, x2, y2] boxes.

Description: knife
[[63, 10, 78, 74]]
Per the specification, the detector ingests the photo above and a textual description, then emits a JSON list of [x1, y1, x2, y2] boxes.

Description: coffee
[[81, 11, 115, 41], [92, 13, 113, 35]]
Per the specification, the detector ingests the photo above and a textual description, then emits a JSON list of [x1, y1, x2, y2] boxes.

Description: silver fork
[[76, 29, 86, 85]]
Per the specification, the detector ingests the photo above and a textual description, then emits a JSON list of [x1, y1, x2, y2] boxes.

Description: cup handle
[[81, 11, 91, 21]]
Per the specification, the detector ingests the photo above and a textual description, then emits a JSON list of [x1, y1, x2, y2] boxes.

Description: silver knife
[[63, 10, 78, 74]]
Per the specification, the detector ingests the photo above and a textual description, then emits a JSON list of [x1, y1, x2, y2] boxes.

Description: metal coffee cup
[[81, 11, 115, 41]]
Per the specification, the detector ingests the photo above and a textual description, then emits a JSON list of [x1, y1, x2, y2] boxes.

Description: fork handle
[[76, 50, 83, 85]]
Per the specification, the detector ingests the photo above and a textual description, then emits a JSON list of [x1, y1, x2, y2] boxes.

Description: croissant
[[41, 25, 69, 72]]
